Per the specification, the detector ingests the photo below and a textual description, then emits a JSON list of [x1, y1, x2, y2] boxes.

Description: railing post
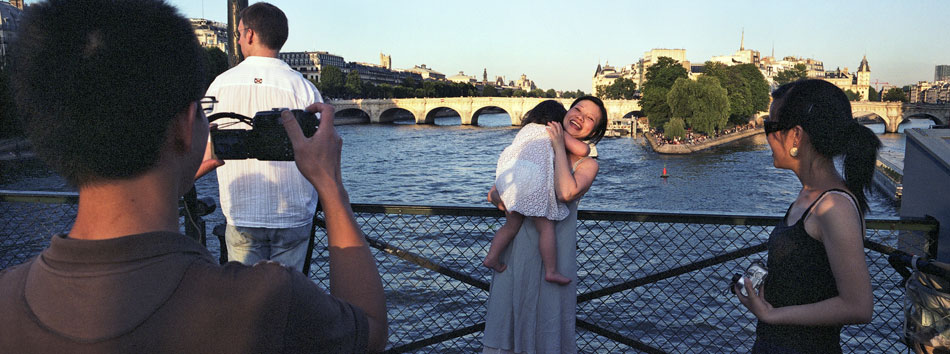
[[183, 186, 206, 244]]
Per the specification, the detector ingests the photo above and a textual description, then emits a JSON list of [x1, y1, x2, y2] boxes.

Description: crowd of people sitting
[[651, 123, 757, 146]]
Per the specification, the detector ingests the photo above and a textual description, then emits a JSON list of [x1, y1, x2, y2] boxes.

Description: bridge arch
[[472, 106, 512, 126], [423, 107, 463, 125], [336, 108, 370, 124], [904, 112, 943, 126], [379, 107, 415, 124]]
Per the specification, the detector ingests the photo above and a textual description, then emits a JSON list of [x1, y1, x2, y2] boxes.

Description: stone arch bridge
[[850, 102, 950, 133], [327, 97, 642, 126]]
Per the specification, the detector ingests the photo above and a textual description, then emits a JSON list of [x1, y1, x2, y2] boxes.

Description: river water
[[0, 114, 936, 218]]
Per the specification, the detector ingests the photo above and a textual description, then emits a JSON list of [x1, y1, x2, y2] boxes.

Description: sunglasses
[[763, 120, 789, 135]]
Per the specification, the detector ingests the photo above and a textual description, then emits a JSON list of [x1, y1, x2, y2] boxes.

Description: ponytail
[[772, 79, 883, 214], [842, 121, 881, 214]]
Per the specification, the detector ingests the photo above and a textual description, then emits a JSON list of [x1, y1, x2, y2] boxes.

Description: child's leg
[[483, 211, 524, 273], [532, 216, 571, 285]]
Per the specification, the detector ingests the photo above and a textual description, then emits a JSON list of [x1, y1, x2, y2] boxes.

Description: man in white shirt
[[205, 2, 321, 270]]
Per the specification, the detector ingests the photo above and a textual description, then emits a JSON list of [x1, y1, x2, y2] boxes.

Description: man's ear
[[171, 102, 197, 153]]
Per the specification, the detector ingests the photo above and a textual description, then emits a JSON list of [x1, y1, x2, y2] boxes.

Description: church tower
[[857, 56, 871, 100]]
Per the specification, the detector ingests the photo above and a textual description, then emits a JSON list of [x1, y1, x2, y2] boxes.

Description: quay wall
[[646, 128, 763, 154]]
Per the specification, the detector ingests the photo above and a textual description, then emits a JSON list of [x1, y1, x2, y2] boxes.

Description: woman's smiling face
[[563, 100, 602, 140]]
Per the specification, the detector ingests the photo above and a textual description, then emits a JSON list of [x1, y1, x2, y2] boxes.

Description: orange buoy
[[661, 165, 669, 178]]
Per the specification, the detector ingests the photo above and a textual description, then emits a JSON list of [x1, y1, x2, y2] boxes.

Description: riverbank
[[645, 127, 763, 154]]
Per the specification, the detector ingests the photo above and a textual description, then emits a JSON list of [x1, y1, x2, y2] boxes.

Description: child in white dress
[[483, 100, 590, 285]]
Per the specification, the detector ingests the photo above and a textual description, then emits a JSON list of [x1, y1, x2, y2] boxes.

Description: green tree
[[501, 88, 514, 97], [868, 86, 880, 101], [702, 62, 753, 126], [884, 88, 908, 102], [644, 57, 688, 91], [482, 85, 498, 97], [667, 76, 729, 135], [204, 47, 229, 86], [774, 63, 808, 85], [642, 86, 672, 128], [733, 63, 770, 114], [545, 88, 557, 98], [844, 89, 861, 101], [512, 89, 527, 97], [529, 88, 545, 97], [642, 57, 687, 128], [600, 78, 638, 99], [663, 117, 686, 139], [317, 65, 344, 98], [345, 70, 362, 97]]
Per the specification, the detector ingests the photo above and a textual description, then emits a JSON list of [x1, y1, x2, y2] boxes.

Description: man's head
[[237, 2, 288, 57], [11, 0, 207, 187]]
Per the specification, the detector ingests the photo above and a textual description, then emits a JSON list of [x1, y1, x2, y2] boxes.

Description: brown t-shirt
[[0, 231, 368, 353]]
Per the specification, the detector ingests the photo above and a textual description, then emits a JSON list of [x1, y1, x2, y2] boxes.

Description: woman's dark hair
[[239, 2, 289, 50], [522, 100, 567, 126], [771, 79, 882, 213], [570, 95, 609, 145]]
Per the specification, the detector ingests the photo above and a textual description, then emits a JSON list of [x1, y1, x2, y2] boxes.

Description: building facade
[[592, 62, 639, 95], [821, 56, 871, 100], [936, 65, 950, 82], [189, 18, 228, 53]]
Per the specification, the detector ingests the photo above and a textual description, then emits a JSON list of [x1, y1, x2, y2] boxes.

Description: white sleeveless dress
[[494, 124, 569, 221]]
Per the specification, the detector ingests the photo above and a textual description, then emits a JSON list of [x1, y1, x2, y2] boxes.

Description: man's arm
[[281, 103, 387, 352]]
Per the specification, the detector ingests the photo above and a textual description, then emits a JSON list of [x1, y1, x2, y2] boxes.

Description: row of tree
[[313, 65, 586, 100], [641, 57, 770, 138]]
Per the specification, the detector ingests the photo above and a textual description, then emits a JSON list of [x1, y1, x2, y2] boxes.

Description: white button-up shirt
[[206, 56, 322, 228]]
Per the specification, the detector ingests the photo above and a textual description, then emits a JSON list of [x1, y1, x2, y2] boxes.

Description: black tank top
[[754, 189, 861, 354]]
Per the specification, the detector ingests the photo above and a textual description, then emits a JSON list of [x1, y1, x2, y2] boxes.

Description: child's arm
[[562, 134, 590, 157]]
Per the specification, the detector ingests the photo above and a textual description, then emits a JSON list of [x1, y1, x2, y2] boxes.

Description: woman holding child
[[482, 96, 607, 354]]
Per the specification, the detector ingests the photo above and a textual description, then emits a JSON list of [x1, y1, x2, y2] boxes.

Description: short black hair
[[522, 100, 567, 126], [571, 96, 608, 145], [239, 2, 288, 51], [12, 0, 207, 186]]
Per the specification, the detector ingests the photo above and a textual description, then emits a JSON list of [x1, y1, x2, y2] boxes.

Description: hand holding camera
[[731, 260, 767, 297], [209, 108, 320, 161], [279, 102, 342, 191]]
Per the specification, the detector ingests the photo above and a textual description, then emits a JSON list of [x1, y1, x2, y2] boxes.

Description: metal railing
[[0, 190, 939, 353]]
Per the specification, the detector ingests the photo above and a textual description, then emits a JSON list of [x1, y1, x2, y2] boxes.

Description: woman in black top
[[735, 79, 881, 353]]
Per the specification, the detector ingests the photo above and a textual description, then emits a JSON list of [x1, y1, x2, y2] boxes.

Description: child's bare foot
[[545, 272, 571, 285], [483, 257, 508, 273]]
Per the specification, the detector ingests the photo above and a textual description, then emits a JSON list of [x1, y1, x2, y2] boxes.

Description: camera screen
[[211, 129, 252, 160]]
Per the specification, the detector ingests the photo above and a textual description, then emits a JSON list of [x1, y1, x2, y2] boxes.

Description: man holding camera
[[0, 0, 386, 352], [205, 2, 321, 270]]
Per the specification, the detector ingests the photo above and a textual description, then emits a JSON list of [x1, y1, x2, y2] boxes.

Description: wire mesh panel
[[0, 192, 938, 353]]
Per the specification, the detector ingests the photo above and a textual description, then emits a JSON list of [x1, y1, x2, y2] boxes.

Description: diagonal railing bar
[[576, 318, 666, 354], [384, 322, 485, 354], [365, 235, 490, 291], [577, 242, 768, 303]]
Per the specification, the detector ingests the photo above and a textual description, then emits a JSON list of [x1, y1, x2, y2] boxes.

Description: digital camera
[[730, 260, 768, 297], [208, 109, 319, 161]]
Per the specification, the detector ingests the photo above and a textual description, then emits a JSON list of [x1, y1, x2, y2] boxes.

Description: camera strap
[[207, 112, 253, 124]]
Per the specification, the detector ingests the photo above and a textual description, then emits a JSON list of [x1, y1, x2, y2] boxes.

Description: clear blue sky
[[168, 0, 949, 92]]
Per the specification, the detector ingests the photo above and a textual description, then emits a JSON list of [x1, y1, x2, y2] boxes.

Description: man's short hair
[[11, 0, 207, 186], [239, 2, 289, 51]]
